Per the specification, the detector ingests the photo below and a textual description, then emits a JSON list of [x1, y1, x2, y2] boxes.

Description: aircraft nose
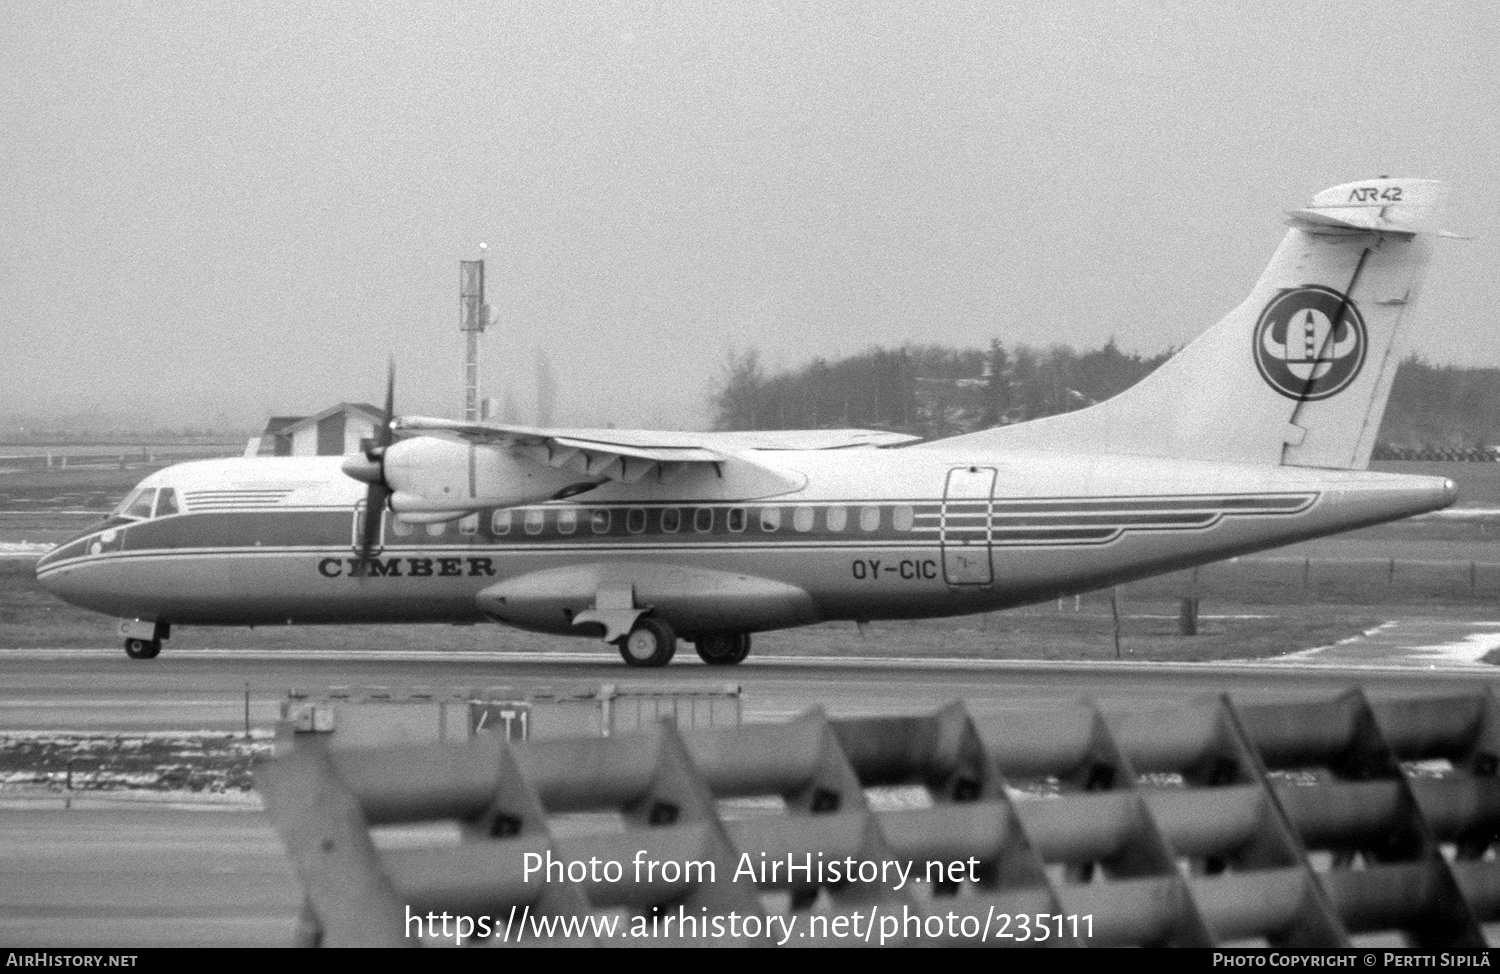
[[35, 544, 62, 578], [33, 534, 94, 602], [35, 548, 68, 593], [34, 560, 72, 607]]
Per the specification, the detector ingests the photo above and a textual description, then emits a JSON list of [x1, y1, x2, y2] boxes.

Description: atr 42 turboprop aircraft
[[37, 178, 1460, 667]]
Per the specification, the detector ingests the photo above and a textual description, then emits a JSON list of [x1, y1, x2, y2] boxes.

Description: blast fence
[[259, 688, 1500, 947]]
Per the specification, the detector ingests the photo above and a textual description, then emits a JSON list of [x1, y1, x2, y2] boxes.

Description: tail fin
[[965, 178, 1449, 469]]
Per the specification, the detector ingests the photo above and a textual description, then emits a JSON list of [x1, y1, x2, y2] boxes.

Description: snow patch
[[0, 542, 54, 555], [1273, 621, 1398, 661], [1408, 630, 1500, 665]]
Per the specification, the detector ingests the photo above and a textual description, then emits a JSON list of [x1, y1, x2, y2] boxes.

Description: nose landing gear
[[124, 638, 161, 660], [118, 619, 169, 660]]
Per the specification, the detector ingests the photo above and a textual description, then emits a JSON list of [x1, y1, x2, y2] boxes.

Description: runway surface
[[4, 626, 1500, 948], [0, 806, 300, 948], [4, 628, 1500, 730]]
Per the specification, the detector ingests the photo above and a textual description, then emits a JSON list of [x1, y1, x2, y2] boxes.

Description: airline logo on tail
[[1253, 285, 1367, 401]]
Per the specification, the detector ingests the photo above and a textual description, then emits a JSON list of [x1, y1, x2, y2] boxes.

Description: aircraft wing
[[399, 418, 914, 450], [394, 417, 724, 485], [397, 418, 914, 473]]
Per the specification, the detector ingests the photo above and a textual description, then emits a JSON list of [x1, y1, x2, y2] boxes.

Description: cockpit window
[[121, 488, 156, 520], [154, 488, 180, 518], [113, 489, 141, 517]]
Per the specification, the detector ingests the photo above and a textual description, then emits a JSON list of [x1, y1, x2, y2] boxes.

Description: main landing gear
[[611, 620, 754, 668], [694, 632, 751, 667], [615, 617, 677, 668]]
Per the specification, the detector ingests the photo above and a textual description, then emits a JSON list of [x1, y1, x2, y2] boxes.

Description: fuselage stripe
[[36, 492, 1318, 574]]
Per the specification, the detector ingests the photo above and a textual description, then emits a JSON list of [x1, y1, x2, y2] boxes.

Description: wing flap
[[547, 436, 720, 464]]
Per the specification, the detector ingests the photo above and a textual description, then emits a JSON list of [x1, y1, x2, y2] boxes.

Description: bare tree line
[[711, 343, 1500, 451]]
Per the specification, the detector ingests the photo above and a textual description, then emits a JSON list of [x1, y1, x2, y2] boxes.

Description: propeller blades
[[351, 360, 396, 575]]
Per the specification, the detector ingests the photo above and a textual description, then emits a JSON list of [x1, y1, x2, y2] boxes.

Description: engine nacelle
[[383, 436, 598, 514]]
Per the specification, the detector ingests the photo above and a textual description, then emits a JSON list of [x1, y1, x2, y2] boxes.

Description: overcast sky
[[3, 1, 1497, 432]]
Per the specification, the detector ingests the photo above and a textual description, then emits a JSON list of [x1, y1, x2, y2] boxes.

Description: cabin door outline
[[941, 466, 996, 586]]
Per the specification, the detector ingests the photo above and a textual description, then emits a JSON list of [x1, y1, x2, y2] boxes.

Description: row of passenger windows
[[391, 505, 918, 538]]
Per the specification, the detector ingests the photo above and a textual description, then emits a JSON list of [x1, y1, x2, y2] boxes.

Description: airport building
[[248, 402, 384, 457]]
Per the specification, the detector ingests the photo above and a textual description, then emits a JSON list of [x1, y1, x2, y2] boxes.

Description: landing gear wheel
[[124, 638, 161, 660], [694, 632, 750, 666], [616, 618, 677, 668]]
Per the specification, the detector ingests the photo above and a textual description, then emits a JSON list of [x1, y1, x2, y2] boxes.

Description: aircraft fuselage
[[34, 448, 1455, 639]]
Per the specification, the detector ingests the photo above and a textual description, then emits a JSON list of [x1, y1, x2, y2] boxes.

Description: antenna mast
[[459, 246, 489, 421]]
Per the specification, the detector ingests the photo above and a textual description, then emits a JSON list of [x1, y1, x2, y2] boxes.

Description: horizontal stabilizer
[[1285, 207, 1421, 235], [1285, 178, 1450, 236]]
